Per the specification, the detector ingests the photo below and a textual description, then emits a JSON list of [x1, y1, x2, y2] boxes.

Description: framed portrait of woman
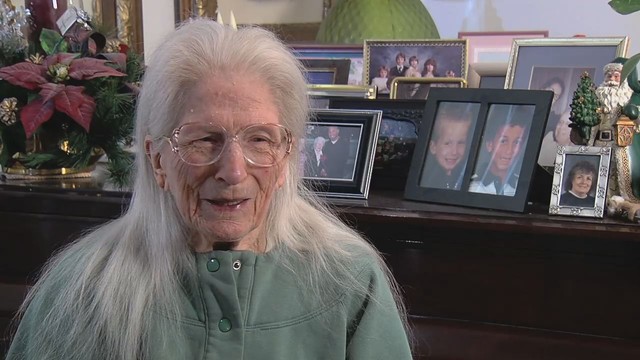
[[548, 145, 612, 218]]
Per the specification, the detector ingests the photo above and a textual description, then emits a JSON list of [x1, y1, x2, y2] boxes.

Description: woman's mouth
[[205, 198, 248, 209]]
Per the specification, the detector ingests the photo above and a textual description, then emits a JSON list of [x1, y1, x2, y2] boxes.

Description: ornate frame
[[549, 145, 612, 218]]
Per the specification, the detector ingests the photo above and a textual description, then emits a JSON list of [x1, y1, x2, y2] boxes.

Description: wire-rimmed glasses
[[164, 122, 292, 167]]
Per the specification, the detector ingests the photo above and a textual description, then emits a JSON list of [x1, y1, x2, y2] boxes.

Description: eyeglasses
[[164, 122, 292, 167]]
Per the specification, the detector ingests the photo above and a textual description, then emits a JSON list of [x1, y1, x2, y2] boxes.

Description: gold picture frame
[[389, 77, 467, 100]]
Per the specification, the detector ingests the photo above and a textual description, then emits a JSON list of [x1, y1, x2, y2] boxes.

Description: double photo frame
[[404, 87, 553, 213], [301, 109, 381, 200]]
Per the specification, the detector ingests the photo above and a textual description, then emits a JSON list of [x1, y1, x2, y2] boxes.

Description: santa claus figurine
[[592, 58, 634, 146]]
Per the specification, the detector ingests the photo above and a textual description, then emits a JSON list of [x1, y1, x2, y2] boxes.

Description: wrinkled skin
[[145, 74, 287, 252]]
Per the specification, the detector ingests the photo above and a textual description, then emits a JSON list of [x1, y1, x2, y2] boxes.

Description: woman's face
[[571, 170, 593, 197], [426, 63, 434, 72], [554, 111, 572, 145], [149, 74, 287, 252]]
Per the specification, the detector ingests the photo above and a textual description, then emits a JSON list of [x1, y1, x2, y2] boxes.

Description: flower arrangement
[[0, 3, 143, 186]]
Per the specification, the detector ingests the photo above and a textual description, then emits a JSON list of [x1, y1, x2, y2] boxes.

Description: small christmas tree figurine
[[569, 71, 600, 143]]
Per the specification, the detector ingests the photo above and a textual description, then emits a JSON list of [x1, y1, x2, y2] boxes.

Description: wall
[[7, 0, 640, 61], [424, 0, 640, 51]]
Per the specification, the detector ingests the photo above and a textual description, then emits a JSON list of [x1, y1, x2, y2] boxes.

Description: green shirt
[[8, 249, 412, 359]]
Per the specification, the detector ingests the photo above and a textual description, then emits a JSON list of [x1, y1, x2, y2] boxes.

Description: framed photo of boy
[[549, 146, 611, 218], [389, 77, 467, 100], [329, 98, 427, 190], [404, 87, 554, 213], [301, 109, 382, 200], [363, 39, 468, 89]]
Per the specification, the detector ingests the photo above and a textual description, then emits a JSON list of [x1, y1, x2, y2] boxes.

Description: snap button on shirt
[[207, 258, 220, 272], [232, 260, 242, 271], [218, 317, 232, 332]]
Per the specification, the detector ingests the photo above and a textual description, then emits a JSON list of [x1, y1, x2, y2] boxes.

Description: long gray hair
[[14, 19, 408, 360]]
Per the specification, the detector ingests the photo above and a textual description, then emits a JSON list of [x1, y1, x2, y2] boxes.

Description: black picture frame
[[404, 87, 553, 212], [300, 59, 351, 85], [329, 98, 426, 190], [301, 109, 381, 199]]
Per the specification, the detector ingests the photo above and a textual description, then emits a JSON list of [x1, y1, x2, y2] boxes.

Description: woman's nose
[[214, 140, 248, 185]]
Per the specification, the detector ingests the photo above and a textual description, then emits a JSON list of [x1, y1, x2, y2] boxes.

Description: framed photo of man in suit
[[301, 109, 381, 200]]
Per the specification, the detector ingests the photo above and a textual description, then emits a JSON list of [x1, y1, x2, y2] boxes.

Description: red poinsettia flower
[[0, 53, 126, 137]]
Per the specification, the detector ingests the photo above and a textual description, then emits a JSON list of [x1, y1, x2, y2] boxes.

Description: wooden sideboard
[[1, 178, 640, 359]]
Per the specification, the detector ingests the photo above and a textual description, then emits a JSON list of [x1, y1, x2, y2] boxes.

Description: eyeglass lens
[[173, 123, 290, 166]]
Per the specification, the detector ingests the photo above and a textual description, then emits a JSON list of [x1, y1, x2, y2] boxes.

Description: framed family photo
[[301, 109, 381, 199], [363, 39, 468, 92], [504, 37, 628, 168], [329, 98, 427, 190], [548, 146, 611, 218], [389, 77, 467, 100], [404, 87, 554, 213]]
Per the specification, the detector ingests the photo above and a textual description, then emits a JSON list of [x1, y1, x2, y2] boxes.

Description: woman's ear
[[145, 135, 167, 190]]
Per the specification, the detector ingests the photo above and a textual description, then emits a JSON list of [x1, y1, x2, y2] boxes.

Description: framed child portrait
[[301, 109, 382, 200], [548, 146, 611, 218], [363, 39, 468, 88], [404, 87, 554, 213], [329, 98, 427, 190]]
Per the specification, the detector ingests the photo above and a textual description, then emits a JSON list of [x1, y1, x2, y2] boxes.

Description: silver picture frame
[[549, 145, 612, 218], [301, 109, 382, 200]]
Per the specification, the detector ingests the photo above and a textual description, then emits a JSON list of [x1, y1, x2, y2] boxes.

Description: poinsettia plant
[[0, 12, 143, 186]]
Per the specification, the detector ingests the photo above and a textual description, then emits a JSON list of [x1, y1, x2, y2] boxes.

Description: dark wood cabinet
[[2, 181, 640, 359]]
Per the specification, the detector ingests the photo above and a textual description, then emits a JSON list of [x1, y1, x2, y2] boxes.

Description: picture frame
[[389, 77, 467, 100], [548, 146, 611, 218], [301, 109, 382, 200], [404, 87, 553, 213], [458, 31, 548, 64], [467, 62, 508, 89], [329, 98, 427, 190], [307, 85, 377, 109], [300, 59, 351, 85], [363, 39, 468, 89], [505, 37, 629, 169], [290, 44, 365, 85]]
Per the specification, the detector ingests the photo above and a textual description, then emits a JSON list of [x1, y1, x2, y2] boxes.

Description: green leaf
[[39, 29, 68, 55], [608, 0, 640, 15], [621, 53, 640, 80]]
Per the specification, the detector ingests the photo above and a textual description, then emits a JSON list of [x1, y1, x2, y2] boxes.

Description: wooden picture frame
[[329, 98, 427, 190], [307, 85, 377, 109], [301, 109, 381, 200], [404, 87, 553, 213], [389, 77, 467, 100], [504, 37, 629, 169], [549, 146, 611, 218], [363, 39, 468, 89], [467, 62, 508, 89], [300, 59, 351, 85], [458, 30, 548, 64], [291, 44, 364, 86]]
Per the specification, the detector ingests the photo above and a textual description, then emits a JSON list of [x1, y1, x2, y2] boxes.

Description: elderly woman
[[560, 160, 597, 207], [6, 20, 411, 359]]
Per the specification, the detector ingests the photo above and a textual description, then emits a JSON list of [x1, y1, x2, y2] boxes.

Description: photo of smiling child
[[468, 104, 534, 196], [420, 102, 480, 190]]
